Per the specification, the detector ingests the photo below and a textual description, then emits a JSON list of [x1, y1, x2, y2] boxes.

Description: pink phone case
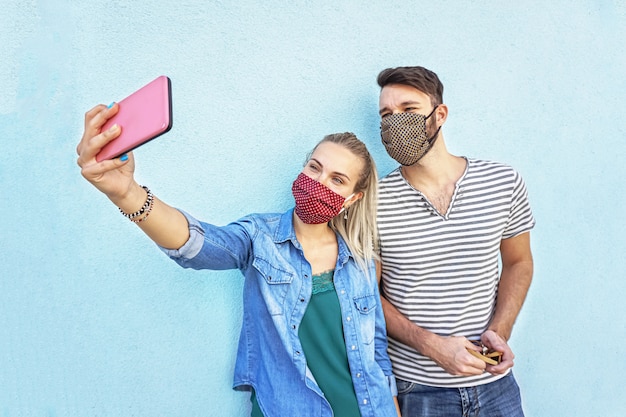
[[96, 75, 172, 162]]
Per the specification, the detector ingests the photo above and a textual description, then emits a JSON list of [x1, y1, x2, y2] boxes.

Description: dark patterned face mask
[[380, 106, 441, 166]]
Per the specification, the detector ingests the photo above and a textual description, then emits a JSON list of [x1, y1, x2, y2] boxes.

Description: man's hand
[[481, 330, 515, 375], [424, 335, 488, 376]]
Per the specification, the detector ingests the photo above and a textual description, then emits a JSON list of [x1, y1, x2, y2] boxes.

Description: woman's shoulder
[[235, 210, 295, 240]]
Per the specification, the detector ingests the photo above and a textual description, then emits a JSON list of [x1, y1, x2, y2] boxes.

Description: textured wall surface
[[1, 1, 625, 416]]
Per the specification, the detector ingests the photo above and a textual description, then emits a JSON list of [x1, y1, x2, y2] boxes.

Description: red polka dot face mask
[[291, 173, 351, 224]]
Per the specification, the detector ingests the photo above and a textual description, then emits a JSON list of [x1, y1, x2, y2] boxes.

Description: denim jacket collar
[[276, 208, 352, 268]]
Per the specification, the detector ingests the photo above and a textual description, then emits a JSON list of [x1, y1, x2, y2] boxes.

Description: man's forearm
[[488, 260, 533, 340]]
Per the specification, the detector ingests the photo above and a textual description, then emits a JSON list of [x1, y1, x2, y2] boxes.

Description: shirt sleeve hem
[[158, 209, 204, 259], [388, 374, 398, 396]]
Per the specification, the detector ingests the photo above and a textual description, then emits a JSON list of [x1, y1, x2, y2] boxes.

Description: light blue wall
[[1, 1, 625, 416]]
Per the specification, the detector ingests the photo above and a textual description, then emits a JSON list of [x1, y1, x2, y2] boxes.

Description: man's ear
[[435, 103, 448, 125]]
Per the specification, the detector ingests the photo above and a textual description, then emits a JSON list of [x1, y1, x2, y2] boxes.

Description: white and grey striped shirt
[[378, 158, 535, 387]]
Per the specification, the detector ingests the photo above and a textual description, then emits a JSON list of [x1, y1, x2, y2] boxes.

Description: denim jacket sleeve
[[159, 209, 256, 271]]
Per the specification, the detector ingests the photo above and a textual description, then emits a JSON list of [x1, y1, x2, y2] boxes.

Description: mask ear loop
[[338, 193, 355, 214], [427, 125, 442, 145], [339, 192, 357, 220], [425, 104, 439, 120], [424, 105, 442, 148]]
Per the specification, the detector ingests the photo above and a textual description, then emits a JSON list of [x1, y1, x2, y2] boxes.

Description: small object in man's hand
[[466, 341, 503, 365]]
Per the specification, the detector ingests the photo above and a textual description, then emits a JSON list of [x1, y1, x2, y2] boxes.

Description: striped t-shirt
[[377, 158, 535, 388]]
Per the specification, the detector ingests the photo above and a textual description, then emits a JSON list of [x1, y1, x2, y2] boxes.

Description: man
[[376, 66, 535, 416]]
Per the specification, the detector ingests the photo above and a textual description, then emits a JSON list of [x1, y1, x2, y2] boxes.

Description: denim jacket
[[160, 209, 398, 417]]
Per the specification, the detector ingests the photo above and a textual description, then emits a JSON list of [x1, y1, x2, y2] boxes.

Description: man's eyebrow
[[379, 100, 424, 115]]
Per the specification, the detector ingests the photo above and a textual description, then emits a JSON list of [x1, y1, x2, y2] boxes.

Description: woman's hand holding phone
[[77, 100, 190, 250], [76, 103, 140, 209], [76, 76, 191, 250], [77, 76, 172, 206]]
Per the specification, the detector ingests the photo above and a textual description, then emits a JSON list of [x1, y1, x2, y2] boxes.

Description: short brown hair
[[377, 66, 444, 107]]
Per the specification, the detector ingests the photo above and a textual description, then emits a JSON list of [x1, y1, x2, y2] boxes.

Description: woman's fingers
[[77, 103, 120, 158], [77, 122, 122, 168], [85, 103, 119, 135], [79, 152, 135, 199], [76, 103, 137, 201], [77, 105, 105, 155], [80, 155, 123, 180]]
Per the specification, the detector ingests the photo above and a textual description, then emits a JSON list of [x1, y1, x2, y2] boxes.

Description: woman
[[76, 102, 400, 417]]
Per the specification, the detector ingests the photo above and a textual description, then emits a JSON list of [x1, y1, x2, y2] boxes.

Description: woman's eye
[[332, 177, 344, 185]]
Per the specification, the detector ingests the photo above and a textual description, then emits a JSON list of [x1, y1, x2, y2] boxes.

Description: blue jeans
[[396, 372, 524, 417]]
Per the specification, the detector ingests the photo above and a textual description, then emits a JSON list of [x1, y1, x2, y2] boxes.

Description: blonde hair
[[308, 132, 379, 276]]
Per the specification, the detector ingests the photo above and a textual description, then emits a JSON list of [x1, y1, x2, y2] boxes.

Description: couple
[[76, 66, 534, 417]]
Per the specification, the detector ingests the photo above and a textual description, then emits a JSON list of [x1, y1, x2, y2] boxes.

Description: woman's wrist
[[112, 182, 148, 214], [118, 185, 153, 222]]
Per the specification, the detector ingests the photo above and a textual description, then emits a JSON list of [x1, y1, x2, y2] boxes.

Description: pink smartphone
[[96, 75, 172, 162]]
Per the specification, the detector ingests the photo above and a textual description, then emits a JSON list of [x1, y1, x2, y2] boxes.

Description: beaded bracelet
[[119, 185, 154, 222], [131, 199, 154, 223]]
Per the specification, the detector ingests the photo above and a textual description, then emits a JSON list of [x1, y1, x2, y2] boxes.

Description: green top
[[251, 270, 361, 417]]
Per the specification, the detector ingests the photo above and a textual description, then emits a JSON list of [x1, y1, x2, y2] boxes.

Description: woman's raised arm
[[76, 103, 189, 249]]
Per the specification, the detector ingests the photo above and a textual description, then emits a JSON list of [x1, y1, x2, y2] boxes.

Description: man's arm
[[480, 232, 533, 374], [488, 232, 534, 341]]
